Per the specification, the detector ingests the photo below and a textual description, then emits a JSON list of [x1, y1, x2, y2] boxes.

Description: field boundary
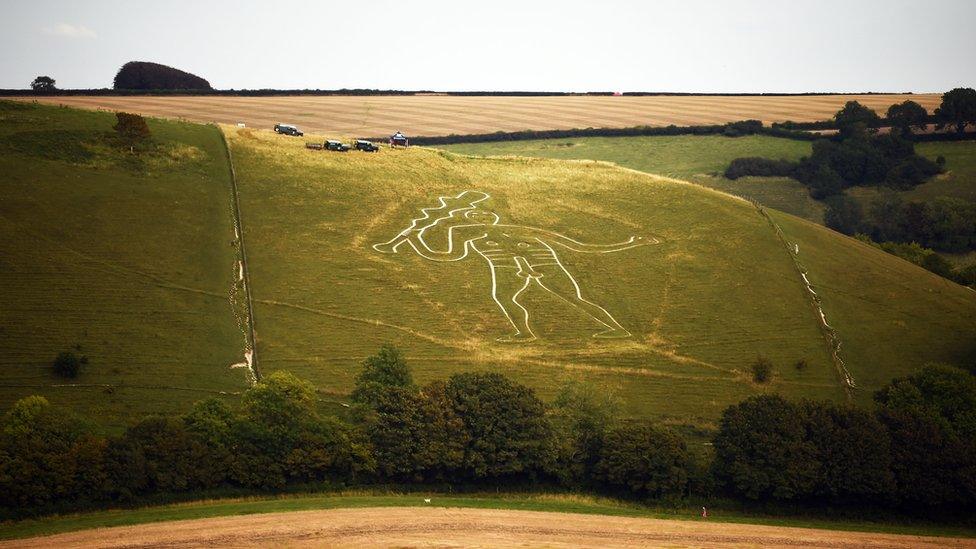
[[217, 127, 260, 382], [755, 205, 855, 397]]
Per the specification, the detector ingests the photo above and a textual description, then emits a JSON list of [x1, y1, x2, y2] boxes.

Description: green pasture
[[0, 101, 247, 428]]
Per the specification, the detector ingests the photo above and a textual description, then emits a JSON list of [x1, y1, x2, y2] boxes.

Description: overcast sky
[[1, 0, 974, 92]]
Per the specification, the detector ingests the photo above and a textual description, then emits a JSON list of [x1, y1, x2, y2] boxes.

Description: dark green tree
[[30, 76, 56, 92], [712, 395, 818, 500], [365, 381, 467, 482], [875, 364, 976, 508], [824, 194, 864, 235], [800, 401, 895, 503], [546, 381, 619, 486], [833, 101, 881, 138], [351, 345, 413, 405], [886, 100, 929, 136], [445, 372, 552, 479], [935, 87, 976, 134], [596, 423, 691, 499]]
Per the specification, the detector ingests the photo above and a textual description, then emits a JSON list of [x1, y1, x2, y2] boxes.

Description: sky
[[1, 0, 974, 93]]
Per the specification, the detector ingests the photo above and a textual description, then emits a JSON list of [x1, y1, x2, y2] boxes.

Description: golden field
[[8, 93, 942, 137]]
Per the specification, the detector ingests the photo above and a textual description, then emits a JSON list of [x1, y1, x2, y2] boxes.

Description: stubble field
[[10, 93, 942, 138]]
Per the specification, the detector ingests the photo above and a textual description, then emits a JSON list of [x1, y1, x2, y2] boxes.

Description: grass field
[[3, 103, 974, 432], [4, 491, 975, 541], [441, 136, 976, 234], [227, 126, 976, 423], [9, 93, 942, 138], [0, 101, 248, 428], [440, 135, 823, 222]]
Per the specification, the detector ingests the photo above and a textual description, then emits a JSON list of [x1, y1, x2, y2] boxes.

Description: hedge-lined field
[[9, 93, 942, 138]]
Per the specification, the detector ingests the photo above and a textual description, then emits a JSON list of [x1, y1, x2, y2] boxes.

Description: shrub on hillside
[[723, 157, 795, 179], [750, 356, 773, 383], [113, 61, 212, 90], [52, 351, 87, 378], [113, 112, 151, 149]]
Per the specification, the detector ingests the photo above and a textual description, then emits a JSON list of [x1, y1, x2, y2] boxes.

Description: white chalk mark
[[373, 191, 658, 342]]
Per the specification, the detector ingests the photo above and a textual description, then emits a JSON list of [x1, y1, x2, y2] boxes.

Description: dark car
[[325, 140, 350, 152], [389, 131, 409, 147], [274, 124, 303, 136], [355, 139, 379, 152]]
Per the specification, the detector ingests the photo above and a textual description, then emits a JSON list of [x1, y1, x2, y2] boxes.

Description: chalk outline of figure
[[373, 191, 659, 342]]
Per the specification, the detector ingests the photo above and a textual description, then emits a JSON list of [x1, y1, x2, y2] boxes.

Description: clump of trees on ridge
[[113, 61, 212, 91]]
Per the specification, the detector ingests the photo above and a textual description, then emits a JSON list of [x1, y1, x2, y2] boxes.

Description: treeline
[[113, 62, 211, 91], [403, 120, 817, 146], [726, 102, 944, 198], [2, 346, 975, 521]]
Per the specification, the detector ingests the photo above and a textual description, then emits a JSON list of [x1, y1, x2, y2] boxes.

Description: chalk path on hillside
[[8, 507, 974, 548]]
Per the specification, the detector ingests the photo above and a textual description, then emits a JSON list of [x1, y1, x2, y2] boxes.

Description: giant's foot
[[594, 328, 631, 339], [496, 332, 536, 343]]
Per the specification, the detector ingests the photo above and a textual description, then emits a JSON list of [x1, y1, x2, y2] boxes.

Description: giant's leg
[[489, 266, 535, 342], [534, 264, 630, 338]]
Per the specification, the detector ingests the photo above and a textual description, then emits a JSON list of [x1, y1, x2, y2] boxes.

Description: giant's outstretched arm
[[532, 228, 660, 253]]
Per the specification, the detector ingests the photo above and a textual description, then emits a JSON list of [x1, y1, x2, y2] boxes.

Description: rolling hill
[[2, 101, 974, 431], [226, 127, 976, 423]]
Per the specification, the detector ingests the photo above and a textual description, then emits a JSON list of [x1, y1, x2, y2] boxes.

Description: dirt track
[[8, 507, 975, 548], [5, 93, 941, 138]]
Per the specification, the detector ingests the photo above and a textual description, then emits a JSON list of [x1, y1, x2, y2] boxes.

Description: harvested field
[[8, 94, 942, 138], [8, 507, 974, 548]]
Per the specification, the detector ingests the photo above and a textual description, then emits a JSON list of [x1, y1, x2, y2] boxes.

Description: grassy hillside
[[439, 135, 824, 223], [227, 127, 976, 424], [441, 137, 976, 270], [0, 101, 247, 427]]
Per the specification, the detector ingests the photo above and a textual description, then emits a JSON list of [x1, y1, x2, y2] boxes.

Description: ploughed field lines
[[13, 94, 942, 138]]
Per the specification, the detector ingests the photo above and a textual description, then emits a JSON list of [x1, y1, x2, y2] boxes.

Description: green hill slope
[[0, 102, 248, 427], [227, 128, 976, 424]]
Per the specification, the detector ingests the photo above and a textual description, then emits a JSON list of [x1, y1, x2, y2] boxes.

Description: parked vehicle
[[390, 131, 409, 147], [305, 141, 324, 150], [355, 139, 380, 152], [326, 140, 350, 152], [274, 124, 303, 136]]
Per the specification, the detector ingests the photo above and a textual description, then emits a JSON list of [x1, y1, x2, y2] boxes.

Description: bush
[[751, 356, 773, 383], [52, 351, 87, 378], [113, 112, 151, 148], [596, 423, 691, 499], [724, 157, 795, 179]]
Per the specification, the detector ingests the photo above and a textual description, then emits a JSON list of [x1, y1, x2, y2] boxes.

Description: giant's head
[[464, 209, 500, 225]]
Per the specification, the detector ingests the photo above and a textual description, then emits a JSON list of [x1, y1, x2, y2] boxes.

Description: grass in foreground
[[3, 492, 975, 541], [0, 101, 247, 428]]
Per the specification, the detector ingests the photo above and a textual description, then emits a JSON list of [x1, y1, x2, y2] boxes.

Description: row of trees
[[726, 101, 945, 198], [825, 193, 976, 256], [2, 347, 974, 520]]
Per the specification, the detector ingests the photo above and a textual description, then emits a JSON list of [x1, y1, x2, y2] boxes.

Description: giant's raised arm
[[372, 191, 490, 254], [532, 228, 660, 253]]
